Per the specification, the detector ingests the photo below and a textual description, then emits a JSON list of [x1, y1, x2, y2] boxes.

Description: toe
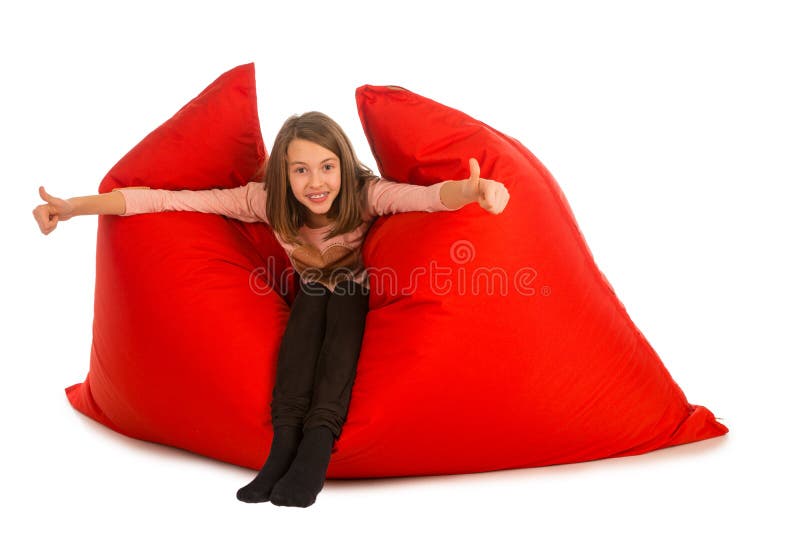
[[268, 489, 289, 506], [237, 485, 270, 503], [269, 489, 316, 508]]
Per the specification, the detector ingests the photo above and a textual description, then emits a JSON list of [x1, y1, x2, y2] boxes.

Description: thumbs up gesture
[[32, 186, 75, 235], [460, 158, 510, 215]]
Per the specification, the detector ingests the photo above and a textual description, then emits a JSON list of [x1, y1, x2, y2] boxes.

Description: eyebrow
[[289, 157, 338, 165]]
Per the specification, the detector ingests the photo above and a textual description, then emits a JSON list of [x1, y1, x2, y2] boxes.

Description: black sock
[[236, 425, 303, 503], [269, 426, 335, 508]]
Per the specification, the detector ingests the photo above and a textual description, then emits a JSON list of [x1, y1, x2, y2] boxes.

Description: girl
[[32, 111, 510, 508]]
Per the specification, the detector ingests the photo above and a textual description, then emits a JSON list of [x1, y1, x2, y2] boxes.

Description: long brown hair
[[262, 111, 379, 245]]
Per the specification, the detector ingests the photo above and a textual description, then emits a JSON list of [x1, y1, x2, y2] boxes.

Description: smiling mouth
[[306, 192, 330, 204]]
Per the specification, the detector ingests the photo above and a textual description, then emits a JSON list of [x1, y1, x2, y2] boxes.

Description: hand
[[32, 186, 75, 235], [460, 158, 510, 215]]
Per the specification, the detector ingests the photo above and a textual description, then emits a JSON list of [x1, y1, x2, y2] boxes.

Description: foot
[[236, 426, 303, 503], [269, 426, 335, 508]]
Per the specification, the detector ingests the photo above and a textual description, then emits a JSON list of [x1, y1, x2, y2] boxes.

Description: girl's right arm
[[116, 182, 268, 223], [33, 182, 269, 235], [32, 186, 129, 235]]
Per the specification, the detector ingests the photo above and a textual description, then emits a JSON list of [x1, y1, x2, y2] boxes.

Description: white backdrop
[[3, 0, 798, 531]]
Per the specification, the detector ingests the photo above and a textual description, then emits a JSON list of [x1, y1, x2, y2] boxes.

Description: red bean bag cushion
[[335, 84, 729, 477], [64, 63, 298, 467]]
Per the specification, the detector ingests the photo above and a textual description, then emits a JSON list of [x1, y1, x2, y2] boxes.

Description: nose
[[308, 170, 324, 187]]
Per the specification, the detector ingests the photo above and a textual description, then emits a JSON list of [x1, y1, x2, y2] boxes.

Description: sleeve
[[366, 178, 460, 217], [113, 181, 269, 224]]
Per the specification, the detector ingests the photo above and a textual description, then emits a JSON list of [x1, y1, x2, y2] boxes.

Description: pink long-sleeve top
[[114, 179, 459, 292]]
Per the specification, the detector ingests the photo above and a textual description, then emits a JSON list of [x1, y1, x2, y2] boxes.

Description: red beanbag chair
[[334, 84, 729, 477], [65, 63, 298, 467]]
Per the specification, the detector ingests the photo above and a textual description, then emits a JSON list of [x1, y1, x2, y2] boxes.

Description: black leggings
[[270, 279, 370, 440]]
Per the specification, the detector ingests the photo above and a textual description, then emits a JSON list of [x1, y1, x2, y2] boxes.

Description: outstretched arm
[[367, 157, 509, 217], [34, 182, 270, 235], [114, 181, 269, 223], [33, 186, 130, 235]]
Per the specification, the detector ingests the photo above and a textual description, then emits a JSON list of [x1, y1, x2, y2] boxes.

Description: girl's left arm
[[368, 158, 509, 217]]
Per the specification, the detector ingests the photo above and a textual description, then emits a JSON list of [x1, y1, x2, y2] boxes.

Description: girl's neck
[[305, 213, 333, 229]]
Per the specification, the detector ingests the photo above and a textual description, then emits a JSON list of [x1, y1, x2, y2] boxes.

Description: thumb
[[468, 158, 481, 194], [39, 186, 55, 203], [469, 158, 480, 184]]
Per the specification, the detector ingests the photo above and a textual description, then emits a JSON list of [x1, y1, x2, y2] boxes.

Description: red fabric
[[330, 84, 729, 477], [65, 63, 297, 468]]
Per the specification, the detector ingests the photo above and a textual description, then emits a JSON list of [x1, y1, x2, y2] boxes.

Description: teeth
[[308, 193, 327, 199]]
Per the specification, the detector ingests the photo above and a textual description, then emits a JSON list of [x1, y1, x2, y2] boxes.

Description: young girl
[[32, 111, 510, 508]]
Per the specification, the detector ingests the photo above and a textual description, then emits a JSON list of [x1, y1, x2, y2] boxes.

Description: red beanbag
[[65, 63, 297, 468], [331, 84, 729, 477]]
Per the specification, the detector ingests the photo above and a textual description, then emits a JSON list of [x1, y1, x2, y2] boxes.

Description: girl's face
[[287, 138, 341, 228]]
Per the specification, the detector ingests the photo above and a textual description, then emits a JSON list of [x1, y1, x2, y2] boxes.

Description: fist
[[33, 186, 74, 235], [462, 158, 510, 215]]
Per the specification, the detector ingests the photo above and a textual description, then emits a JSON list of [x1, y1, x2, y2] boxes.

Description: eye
[[324, 163, 335, 171], [294, 167, 305, 174]]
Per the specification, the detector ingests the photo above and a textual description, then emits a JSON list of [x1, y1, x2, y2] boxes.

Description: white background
[[3, 0, 798, 531]]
